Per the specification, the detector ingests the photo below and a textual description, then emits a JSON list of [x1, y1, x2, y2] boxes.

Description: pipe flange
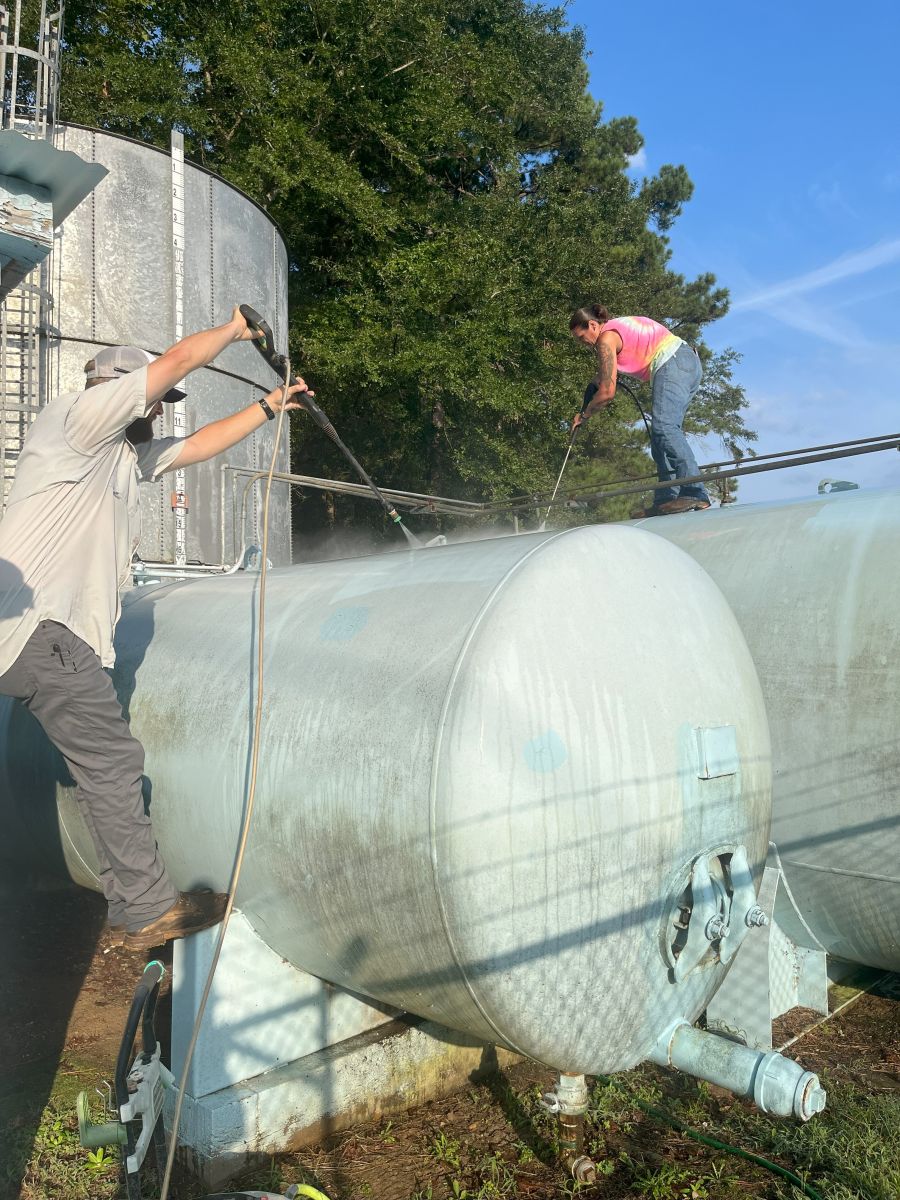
[[752, 1053, 826, 1121], [555, 1073, 589, 1116]]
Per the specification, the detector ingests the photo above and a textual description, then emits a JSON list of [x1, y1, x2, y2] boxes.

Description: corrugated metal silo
[[46, 124, 291, 566]]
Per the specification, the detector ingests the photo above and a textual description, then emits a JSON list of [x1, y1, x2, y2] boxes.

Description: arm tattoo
[[596, 340, 616, 394]]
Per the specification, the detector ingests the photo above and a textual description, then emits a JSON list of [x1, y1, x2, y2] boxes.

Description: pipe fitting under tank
[[541, 1070, 589, 1116], [540, 1072, 598, 1184], [649, 1022, 826, 1121]]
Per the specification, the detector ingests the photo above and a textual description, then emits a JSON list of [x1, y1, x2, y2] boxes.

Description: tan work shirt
[[0, 367, 183, 673]]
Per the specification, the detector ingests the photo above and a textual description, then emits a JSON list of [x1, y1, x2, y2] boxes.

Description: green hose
[[595, 1076, 826, 1200]]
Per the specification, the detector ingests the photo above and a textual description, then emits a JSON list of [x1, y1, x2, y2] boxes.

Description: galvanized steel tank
[[0, 526, 772, 1072], [642, 487, 900, 971], [46, 124, 291, 565]]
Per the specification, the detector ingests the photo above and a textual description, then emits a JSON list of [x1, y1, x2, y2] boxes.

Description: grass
[[8, 1023, 898, 1200], [717, 1075, 900, 1200], [2, 1058, 124, 1200], [592, 1064, 900, 1200], [10, 1098, 121, 1199]]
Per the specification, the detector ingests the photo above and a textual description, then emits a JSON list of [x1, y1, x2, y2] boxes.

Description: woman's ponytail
[[570, 303, 610, 329]]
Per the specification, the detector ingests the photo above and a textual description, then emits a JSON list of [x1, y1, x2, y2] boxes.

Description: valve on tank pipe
[[540, 1072, 598, 1183]]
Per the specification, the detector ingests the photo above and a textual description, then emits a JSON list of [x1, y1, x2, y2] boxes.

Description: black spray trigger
[[239, 304, 275, 356]]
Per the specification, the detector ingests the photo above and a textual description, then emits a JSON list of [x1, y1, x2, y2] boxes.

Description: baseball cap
[[84, 345, 187, 403]]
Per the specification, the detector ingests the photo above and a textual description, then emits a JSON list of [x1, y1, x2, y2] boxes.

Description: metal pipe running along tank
[[0, 525, 772, 1073]]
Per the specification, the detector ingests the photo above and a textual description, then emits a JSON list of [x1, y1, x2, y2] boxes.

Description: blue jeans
[[649, 344, 708, 504]]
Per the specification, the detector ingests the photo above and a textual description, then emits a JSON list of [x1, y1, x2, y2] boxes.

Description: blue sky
[[565, 0, 900, 503]]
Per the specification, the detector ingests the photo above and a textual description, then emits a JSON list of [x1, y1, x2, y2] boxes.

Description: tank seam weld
[[779, 857, 900, 885], [427, 528, 576, 1056], [57, 806, 103, 887]]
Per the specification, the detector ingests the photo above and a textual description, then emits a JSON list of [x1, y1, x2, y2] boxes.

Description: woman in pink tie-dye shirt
[[569, 303, 710, 515]]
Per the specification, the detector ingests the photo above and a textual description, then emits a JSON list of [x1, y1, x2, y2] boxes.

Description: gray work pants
[[0, 620, 178, 930]]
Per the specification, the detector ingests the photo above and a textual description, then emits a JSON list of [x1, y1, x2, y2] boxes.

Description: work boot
[[656, 496, 711, 515], [123, 890, 229, 951], [101, 922, 126, 948]]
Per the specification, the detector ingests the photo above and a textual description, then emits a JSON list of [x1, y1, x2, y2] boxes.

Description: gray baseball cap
[[84, 345, 187, 403]]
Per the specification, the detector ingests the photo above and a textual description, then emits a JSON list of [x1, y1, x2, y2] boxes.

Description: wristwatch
[[258, 397, 276, 420]]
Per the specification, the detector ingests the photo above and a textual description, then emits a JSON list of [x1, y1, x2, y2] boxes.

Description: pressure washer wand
[[539, 424, 579, 531], [239, 305, 420, 545], [295, 386, 407, 529]]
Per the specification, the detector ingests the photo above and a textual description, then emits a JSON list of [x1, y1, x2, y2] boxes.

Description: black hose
[[114, 960, 165, 1198], [115, 961, 165, 1109], [141, 965, 164, 1063], [615, 377, 652, 439]]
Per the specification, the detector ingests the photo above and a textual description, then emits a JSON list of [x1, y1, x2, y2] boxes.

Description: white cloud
[[717, 289, 877, 352], [764, 296, 868, 349], [730, 238, 900, 312], [808, 180, 857, 220], [744, 392, 810, 440], [626, 147, 647, 173]]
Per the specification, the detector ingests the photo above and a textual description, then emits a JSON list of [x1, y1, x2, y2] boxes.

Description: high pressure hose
[[614, 376, 652, 438], [539, 425, 579, 531], [158, 339, 325, 1200]]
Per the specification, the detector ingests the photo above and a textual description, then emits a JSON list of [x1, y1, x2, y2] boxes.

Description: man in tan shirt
[[0, 307, 308, 951]]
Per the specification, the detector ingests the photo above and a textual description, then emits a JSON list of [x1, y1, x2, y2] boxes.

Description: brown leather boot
[[123, 890, 229, 951], [656, 496, 711, 515]]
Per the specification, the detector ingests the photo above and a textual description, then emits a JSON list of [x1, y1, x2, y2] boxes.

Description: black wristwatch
[[258, 397, 276, 420]]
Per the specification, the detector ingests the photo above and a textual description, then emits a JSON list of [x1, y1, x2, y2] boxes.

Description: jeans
[[650, 344, 708, 504], [0, 621, 178, 930]]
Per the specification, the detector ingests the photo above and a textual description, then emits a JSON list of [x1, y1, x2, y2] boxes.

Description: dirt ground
[[2, 875, 898, 1200]]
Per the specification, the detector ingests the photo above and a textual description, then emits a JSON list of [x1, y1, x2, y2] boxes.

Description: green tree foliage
[[59, 0, 755, 534]]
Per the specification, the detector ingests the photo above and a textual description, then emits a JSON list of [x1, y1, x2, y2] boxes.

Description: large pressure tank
[[643, 487, 900, 971], [0, 525, 771, 1073]]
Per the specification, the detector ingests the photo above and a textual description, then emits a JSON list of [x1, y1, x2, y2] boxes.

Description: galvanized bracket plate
[[706, 854, 829, 1050]]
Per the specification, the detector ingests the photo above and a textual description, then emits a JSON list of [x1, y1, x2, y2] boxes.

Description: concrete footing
[[167, 912, 517, 1190]]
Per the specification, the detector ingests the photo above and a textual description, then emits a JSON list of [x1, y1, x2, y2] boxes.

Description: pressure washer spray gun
[[239, 304, 425, 549], [75, 961, 333, 1200]]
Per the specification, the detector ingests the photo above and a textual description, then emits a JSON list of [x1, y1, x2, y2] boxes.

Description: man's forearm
[[173, 401, 270, 469], [147, 309, 252, 403]]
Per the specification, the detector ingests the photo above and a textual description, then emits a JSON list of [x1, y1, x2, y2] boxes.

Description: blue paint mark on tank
[[524, 730, 568, 773], [320, 606, 370, 642]]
